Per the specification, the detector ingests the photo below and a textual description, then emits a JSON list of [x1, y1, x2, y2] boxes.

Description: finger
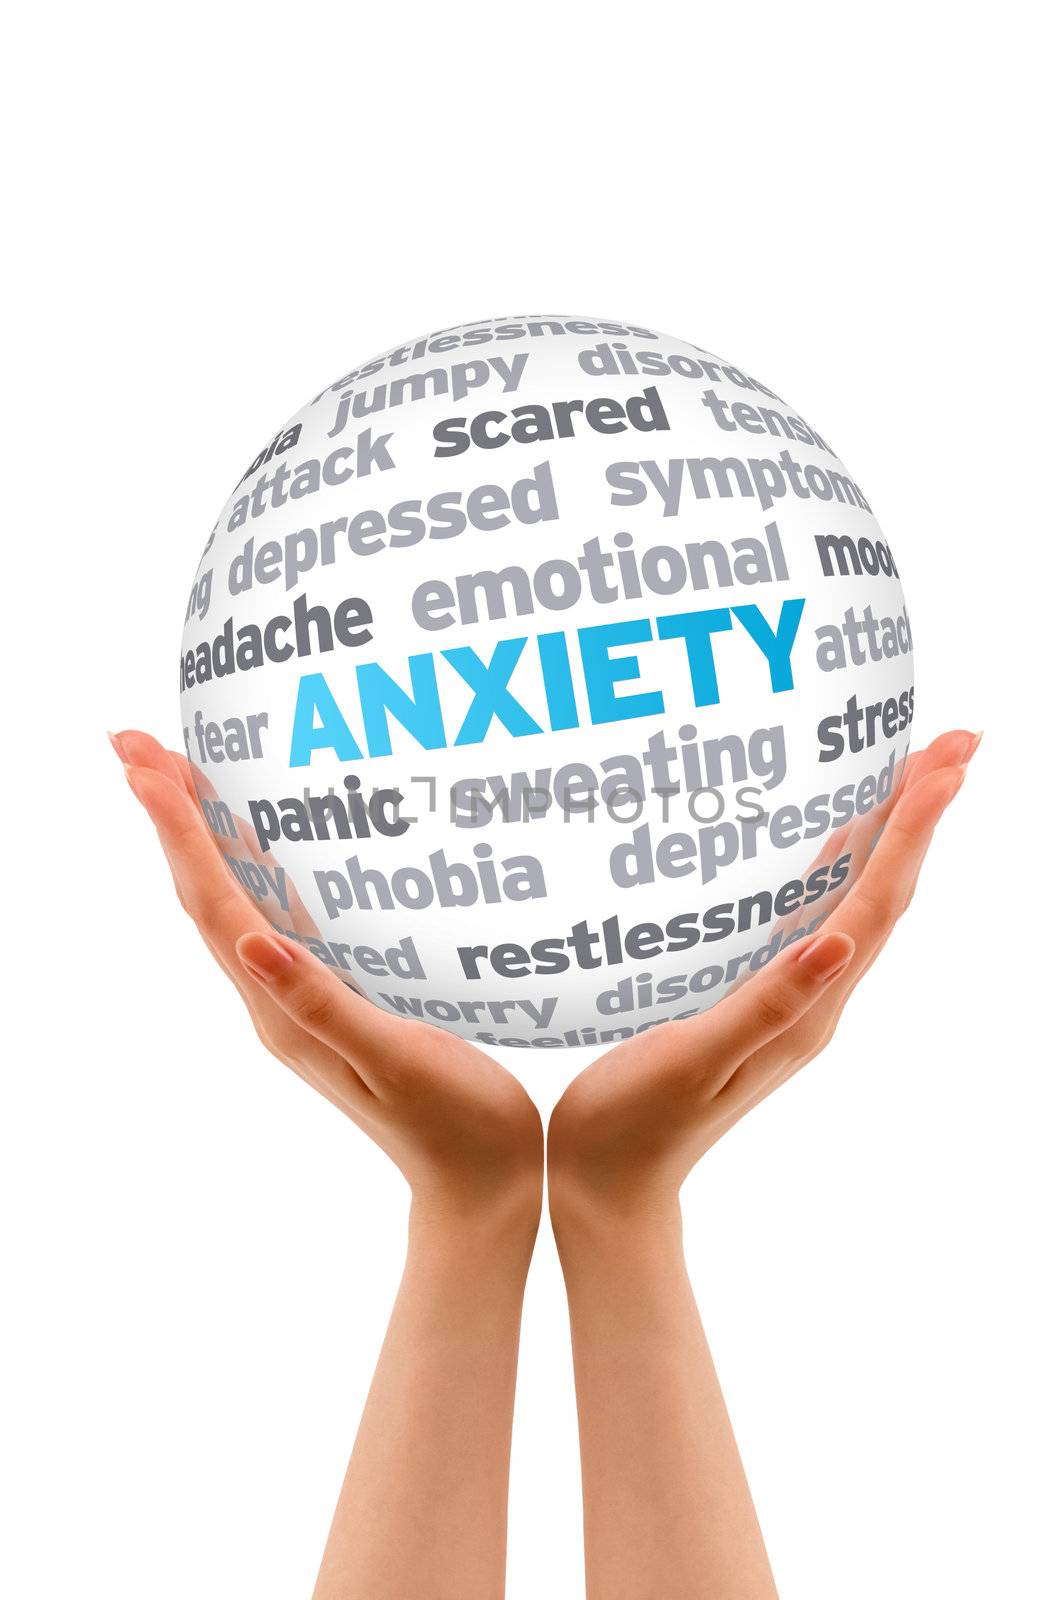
[[701, 930, 857, 1066], [111, 732, 208, 910], [757, 765, 965, 1060], [125, 763, 262, 927], [123, 758, 359, 1105], [236, 931, 423, 1095], [823, 729, 959, 893], [847, 728, 975, 864], [762, 817, 854, 951], [123, 758, 295, 1001], [711, 994, 847, 1130], [912, 728, 981, 776], [898, 733, 981, 911], [726, 729, 974, 1000], [276, 869, 326, 942], [119, 739, 342, 1031], [729, 750, 974, 1101], [708, 734, 978, 1123], [831, 764, 965, 953], [112, 729, 194, 798], [158, 744, 326, 941], [166, 747, 205, 806], [122, 760, 292, 1004]]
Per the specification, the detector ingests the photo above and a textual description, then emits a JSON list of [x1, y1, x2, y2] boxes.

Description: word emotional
[[288, 601, 805, 765]]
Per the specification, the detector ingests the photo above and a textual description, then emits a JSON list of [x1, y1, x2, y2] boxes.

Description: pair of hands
[[113, 728, 975, 1240]]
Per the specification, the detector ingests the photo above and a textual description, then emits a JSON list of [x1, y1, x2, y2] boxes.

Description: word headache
[[288, 600, 806, 765], [180, 593, 373, 691]]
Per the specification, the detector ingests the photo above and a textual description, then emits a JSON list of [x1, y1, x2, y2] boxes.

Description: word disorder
[[180, 315, 914, 1048]]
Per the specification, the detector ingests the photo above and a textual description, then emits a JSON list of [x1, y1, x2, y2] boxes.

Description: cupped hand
[[548, 728, 978, 1227], [112, 730, 543, 1227]]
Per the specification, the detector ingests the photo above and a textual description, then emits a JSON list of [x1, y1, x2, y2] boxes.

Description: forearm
[[313, 1194, 539, 1600], [553, 1194, 777, 1600]]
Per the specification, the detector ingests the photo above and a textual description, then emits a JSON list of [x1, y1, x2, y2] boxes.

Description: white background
[[2, 5, 1055, 1596]]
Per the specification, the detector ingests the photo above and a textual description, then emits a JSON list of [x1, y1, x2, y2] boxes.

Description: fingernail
[[941, 766, 966, 803], [125, 765, 169, 828], [237, 933, 295, 982], [108, 730, 126, 761], [796, 932, 855, 980], [964, 731, 984, 763]]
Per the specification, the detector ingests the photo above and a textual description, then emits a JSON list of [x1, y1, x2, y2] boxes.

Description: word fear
[[185, 709, 269, 764]]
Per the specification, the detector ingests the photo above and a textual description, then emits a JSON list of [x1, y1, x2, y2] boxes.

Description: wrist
[[548, 1172, 683, 1266], [409, 1171, 542, 1260]]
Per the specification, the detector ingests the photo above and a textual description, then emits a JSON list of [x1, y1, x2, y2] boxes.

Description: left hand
[[112, 730, 544, 1228]]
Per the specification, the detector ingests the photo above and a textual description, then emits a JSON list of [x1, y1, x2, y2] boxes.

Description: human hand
[[548, 729, 978, 1232], [112, 730, 543, 1232]]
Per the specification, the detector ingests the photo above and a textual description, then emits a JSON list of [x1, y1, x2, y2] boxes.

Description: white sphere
[[180, 315, 913, 1049]]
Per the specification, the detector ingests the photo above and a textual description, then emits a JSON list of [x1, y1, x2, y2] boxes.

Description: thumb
[[707, 931, 856, 1058]]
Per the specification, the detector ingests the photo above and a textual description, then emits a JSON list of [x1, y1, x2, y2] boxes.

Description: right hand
[[548, 729, 977, 1228]]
